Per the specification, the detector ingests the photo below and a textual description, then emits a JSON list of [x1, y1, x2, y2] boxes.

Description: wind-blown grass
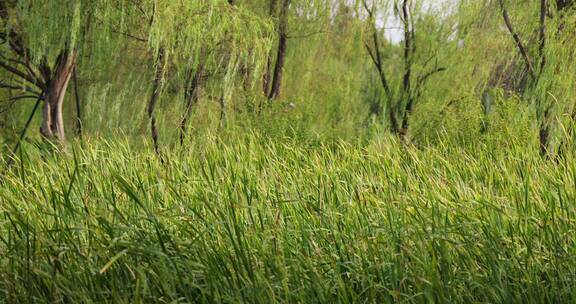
[[1, 135, 575, 303]]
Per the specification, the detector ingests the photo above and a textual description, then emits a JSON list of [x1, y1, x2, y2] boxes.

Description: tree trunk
[[399, 0, 414, 141], [263, 54, 273, 97], [40, 50, 78, 143], [179, 65, 203, 145], [540, 125, 550, 157], [148, 50, 165, 157], [219, 93, 227, 129], [400, 98, 414, 140], [540, 108, 551, 157], [262, 0, 279, 97], [268, 0, 289, 101], [73, 68, 83, 139], [389, 109, 400, 135]]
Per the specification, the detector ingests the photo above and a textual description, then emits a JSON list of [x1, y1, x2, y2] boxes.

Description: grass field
[[1, 134, 575, 303]]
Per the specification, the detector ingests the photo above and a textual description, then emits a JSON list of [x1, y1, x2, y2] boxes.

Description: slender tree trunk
[[40, 50, 78, 143], [540, 108, 551, 157], [539, 0, 551, 157], [262, 0, 279, 97], [179, 64, 203, 145], [362, 1, 398, 132], [219, 94, 227, 129], [400, 98, 413, 139], [399, 0, 414, 140], [73, 68, 82, 139], [539, 126, 550, 157], [268, 32, 287, 100], [268, 0, 289, 101], [539, 0, 548, 79], [148, 49, 165, 157], [263, 54, 274, 97], [389, 109, 400, 134], [499, 0, 537, 80]]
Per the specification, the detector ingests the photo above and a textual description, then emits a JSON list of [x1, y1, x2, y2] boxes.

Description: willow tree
[[257, 0, 331, 101], [141, 0, 272, 149], [0, 0, 271, 150], [361, 0, 450, 141], [0, 0, 137, 145], [263, 0, 290, 101], [2, 2, 81, 142]]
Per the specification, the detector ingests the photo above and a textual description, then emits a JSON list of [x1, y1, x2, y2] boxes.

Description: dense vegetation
[[1, 0, 576, 302]]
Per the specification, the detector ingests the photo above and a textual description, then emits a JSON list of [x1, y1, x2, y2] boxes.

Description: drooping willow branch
[[4, 90, 45, 171]]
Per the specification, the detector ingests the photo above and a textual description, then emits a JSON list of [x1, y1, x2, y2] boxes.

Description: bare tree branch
[[0, 80, 42, 95], [498, 0, 536, 80], [0, 95, 42, 114], [362, 0, 393, 101], [416, 67, 447, 90], [0, 60, 44, 89], [539, 0, 548, 75]]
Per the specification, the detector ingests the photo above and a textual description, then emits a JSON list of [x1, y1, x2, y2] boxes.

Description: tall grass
[[1, 133, 575, 303]]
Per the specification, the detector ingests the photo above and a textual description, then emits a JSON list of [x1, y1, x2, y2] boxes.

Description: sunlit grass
[[1, 134, 575, 303]]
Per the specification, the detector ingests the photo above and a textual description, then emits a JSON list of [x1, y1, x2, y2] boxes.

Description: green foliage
[[2, 1, 576, 301], [3, 0, 574, 148], [148, 0, 273, 85]]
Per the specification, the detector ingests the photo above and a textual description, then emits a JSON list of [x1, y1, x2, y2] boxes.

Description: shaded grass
[[1, 134, 576, 303]]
